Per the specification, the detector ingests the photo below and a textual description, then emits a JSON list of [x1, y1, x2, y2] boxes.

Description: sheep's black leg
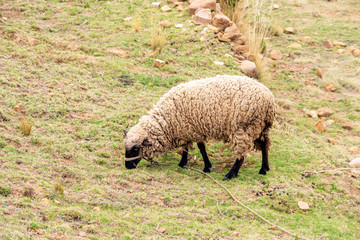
[[178, 148, 188, 168], [223, 157, 245, 180], [197, 142, 212, 173], [259, 138, 270, 175]]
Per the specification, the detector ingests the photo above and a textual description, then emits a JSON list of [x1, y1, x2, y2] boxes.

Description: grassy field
[[0, 0, 359, 239]]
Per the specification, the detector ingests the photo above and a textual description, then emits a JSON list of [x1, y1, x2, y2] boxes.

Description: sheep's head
[[123, 129, 152, 169]]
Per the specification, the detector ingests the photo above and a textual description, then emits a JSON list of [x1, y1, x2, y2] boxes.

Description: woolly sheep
[[123, 75, 275, 180]]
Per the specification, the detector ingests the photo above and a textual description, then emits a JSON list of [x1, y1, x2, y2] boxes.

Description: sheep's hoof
[[203, 168, 211, 173], [223, 171, 237, 181], [178, 163, 186, 168], [259, 168, 267, 175]]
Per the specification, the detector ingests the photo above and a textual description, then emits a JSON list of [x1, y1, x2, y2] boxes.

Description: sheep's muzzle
[[124, 156, 141, 169]]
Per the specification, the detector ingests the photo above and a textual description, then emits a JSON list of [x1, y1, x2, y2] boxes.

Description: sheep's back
[[154, 75, 275, 143]]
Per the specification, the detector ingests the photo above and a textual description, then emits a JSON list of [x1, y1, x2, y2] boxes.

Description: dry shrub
[[132, 16, 141, 32], [20, 117, 33, 135], [54, 180, 64, 195], [150, 27, 165, 58]]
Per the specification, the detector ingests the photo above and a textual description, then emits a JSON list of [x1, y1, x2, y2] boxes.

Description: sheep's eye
[[133, 146, 139, 151]]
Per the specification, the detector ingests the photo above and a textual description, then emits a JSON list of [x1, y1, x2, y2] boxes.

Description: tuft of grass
[[54, 180, 64, 195], [271, 25, 283, 36], [132, 16, 142, 32], [0, 186, 11, 197], [150, 27, 165, 58], [19, 117, 33, 136]]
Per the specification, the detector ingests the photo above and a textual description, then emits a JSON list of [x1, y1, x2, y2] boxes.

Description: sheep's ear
[[142, 139, 152, 146], [123, 130, 128, 136]]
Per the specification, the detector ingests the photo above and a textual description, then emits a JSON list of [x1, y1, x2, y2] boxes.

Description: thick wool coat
[[124, 75, 275, 160]]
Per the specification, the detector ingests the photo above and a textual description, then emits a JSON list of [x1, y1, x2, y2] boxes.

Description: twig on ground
[[184, 166, 309, 240], [78, 20, 88, 27], [301, 168, 360, 177]]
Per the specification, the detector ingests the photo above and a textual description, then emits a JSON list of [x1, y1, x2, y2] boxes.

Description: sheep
[[123, 75, 275, 180]]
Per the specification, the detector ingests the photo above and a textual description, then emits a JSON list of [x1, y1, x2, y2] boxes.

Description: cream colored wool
[[124, 75, 275, 160]]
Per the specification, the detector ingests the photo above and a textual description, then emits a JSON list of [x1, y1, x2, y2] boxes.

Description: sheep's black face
[[125, 145, 142, 169]]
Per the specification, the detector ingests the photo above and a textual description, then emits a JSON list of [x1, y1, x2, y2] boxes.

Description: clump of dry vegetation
[[132, 16, 142, 32], [19, 117, 33, 135], [54, 180, 64, 195], [150, 27, 166, 57]]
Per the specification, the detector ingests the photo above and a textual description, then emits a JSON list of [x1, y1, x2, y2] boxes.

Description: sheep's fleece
[[124, 75, 275, 161]]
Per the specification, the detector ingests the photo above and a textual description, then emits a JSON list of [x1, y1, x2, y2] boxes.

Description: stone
[[316, 108, 333, 117], [222, 25, 242, 40], [234, 45, 249, 54], [304, 80, 318, 86], [288, 52, 296, 59], [156, 227, 166, 233], [240, 60, 257, 78], [269, 49, 282, 60], [327, 138, 338, 145], [288, 43, 302, 49], [298, 201, 309, 210], [323, 82, 337, 92], [218, 35, 231, 42], [333, 41, 347, 47], [175, 24, 183, 28], [273, 4, 279, 10], [106, 47, 127, 57], [325, 120, 334, 126], [233, 36, 247, 45], [93, 206, 100, 211], [160, 20, 171, 27], [342, 122, 354, 130], [316, 69, 324, 78], [306, 111, 318, 118], [344, 46, 355, 53], [336, 49, 345, 54], [333, 117, 348, 123], [207, 25, 220, 33], [213, 61, 224, 66], [13, 104, 24, 113], [349, 147, 359, 154], [193, 8, 212, 25], [299, 36, 312, 42], [41, 198, 50, 204], [188, 0, 216, 15], [284, 27, 297, 34], [314, 120, 326, 132], [154, 59, 166, 68], [211, 13, 232, 30], [152, 2, 161, 8], [231, 232, 240, 237], [312, 11, 320, 18], [322, 40, 334, 48], [352, 49, 360, 57], [349, 158, 360, 168], [124, 17, 133, 21], [161, 5, 172, 12]]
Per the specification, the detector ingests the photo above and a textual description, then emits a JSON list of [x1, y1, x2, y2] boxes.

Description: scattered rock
[[352, 49, 360, 57], [314, 120, 326, 132], [349, 158, 360, 168], [306, 111, 318, 118], [333, 41, 347, 47], [325, 120, 334, 126], [298, 201, 310, 210], [304, 80, 318, 86], [322, 40, 334, 49], [316, 69, 324, 78], [213, 61, 224, 66], [240, 60, 257, 78], [327, 138, 338, 145], [349, 147, 359, 154], [234, 45, 249, 54], [160, 20, 171, 27], [93, 206, 100, 211], [333, 117, 348, 123], [298, 36, 312, 42], [231, 232, 240, 237], [336, 49, 345, 54], [217, 35, 231, 42], [288, 52, 296, 59], [288, 43, 302, 49], [41, 198, 50, 205], [193, 8, 212, 25], [106, 47, 127, 57], [316, 108, 333, 117], [124, 17, 133, 21], [211, 13, 232, 30], [344, 46, 355, 53], [273, 4, 279, 10], [156, 227, 166, 233], [233, 36, 247, 45], [152, 2, 161, 8], [312, 11, 320, 18], [323, 82, 337, 92], [154, 59, 166, 68], [13, 104, 24, 113], [284, 27, 297, 34], [161, 5, 172, 12], [188, 0, 216, 15], [223, 25, 242, 40], [342, 122, 354, 130], [269, 49, 282, 60], [207, 25, 220, 33], [54, 199, 60, 204], [175, 24, 183, 28]]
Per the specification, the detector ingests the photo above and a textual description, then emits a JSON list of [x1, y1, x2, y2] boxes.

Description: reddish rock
[[234, 45, 249, 54], [314, 120, 326, 132], [240, 60, 257, 78], [222, 25, 242, 40], [298, 36, 312, 42], [269, 49, 282, 60], [342, 122, 354, 130], [160, 20, 171, 27], [284, 27, 296, 34], [154, 59, 166, 68], [316, 108, 333, 117], [323, 82, 337, 92], [327, 138, 338, 145], [352, 49, 360, 57], [322, 40, 334, 48], [193, 8, 212, 25], [316, 69, 324, 78], [188, 0, 216, 15], [211, 13, 232, 30]]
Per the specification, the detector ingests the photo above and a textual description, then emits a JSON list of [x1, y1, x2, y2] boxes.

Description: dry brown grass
[[54, 180, 64, 195], [132, 16, 141, 32], [19, 117, 33, 135], [150, 27, 165, 58]]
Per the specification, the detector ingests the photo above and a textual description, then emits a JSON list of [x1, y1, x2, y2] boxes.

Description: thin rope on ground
[[184, 166, 309, 240]]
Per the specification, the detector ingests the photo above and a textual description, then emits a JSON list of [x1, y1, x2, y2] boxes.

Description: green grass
[[0, 0, 360, 239]]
